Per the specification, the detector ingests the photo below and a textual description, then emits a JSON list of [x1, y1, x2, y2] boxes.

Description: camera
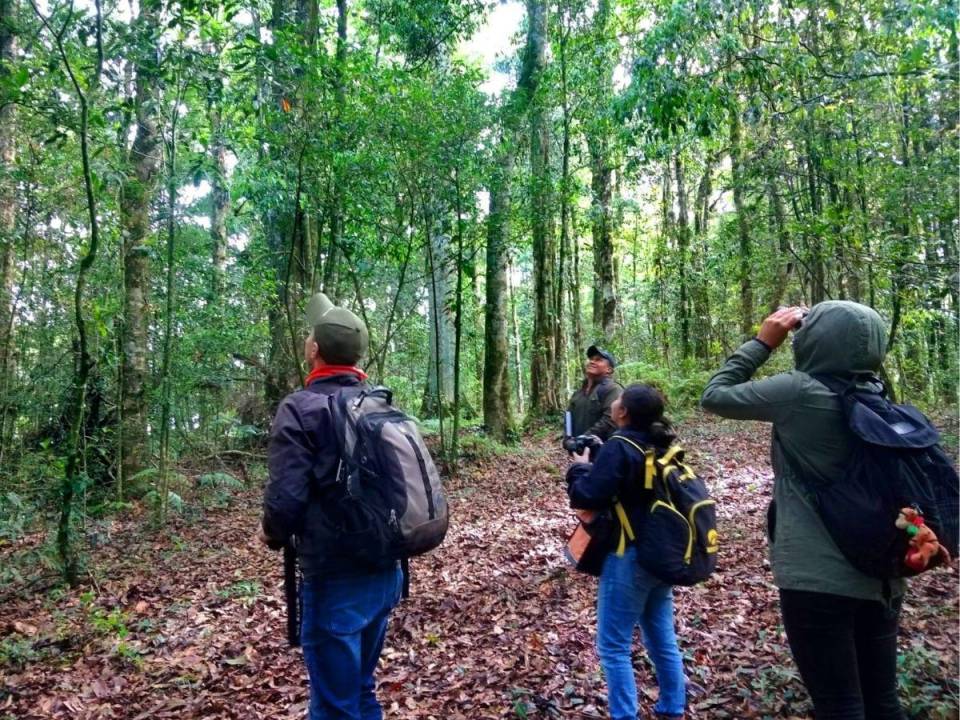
[[563, 433, 602, 455], [563, 411, 601, 455]]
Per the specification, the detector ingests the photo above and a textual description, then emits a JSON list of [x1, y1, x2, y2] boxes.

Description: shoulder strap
[[611, 435, 657, 490], [809, 372, 885, 398], [595, 379, 621, 403]]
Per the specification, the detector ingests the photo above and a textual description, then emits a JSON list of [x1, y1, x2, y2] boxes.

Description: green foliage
[[898, 640, 960, 719], [456, 430, 516, 462], [0, 0, 955, 650], [381, 375, 421, 418], [144, 490, 185, 520], [197, 471, 243, 508], [0, 492, 31, 542], [216, 579, 262, 608], [615, 362, 712, 414], [0, 636, 39, 672]]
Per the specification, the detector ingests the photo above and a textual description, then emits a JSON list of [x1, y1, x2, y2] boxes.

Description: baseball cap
[[305, 292, 369, 365], [586, 345, 616, 369]]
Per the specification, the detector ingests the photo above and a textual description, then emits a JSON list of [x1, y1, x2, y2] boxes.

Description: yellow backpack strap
[[613, 501, 635, 556], [611, 435, 643, 453], [657, 445, 683, 469], [610, 435, 656, 490], [645, 452, 656, 489]]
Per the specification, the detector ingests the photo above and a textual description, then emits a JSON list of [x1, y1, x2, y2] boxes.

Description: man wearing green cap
[[260, 293, 402, 720], [567, 344, 622, 441]]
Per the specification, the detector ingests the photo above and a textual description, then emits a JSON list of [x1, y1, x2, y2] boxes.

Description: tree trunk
[[119, 0, 161, 480], [588, 0, 616, 342], [524, 0, 560, 415], [657, 159, 673, 361], [157, 85, 182, 523], [422, 208, 455, 418], [451, 168, 465, 467], [590, 152, 616, 341], [209, 104, 229, 300], [263, 0, 308, 410], [674, 153, 690, 359], [508, 253, 525, 415], [323, 0, 348, 303], [0, 0, 18, 453], [569, 204, 584, 366], [766, 172, 794, 310], [31, 0, 104, 584], [482, 138, 514, 441], [557, 16, 572, 398], [729, 106, 753, 336], [692, 160, 712, 359]]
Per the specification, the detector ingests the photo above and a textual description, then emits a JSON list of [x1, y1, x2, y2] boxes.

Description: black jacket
[[566, 376, 622, 439], [566, 428, 660, 540], [262, 374, 392, 578]]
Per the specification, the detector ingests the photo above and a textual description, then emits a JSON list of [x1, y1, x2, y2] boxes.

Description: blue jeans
[[301, 565, 403, 720], [597, 546, 685, 719]]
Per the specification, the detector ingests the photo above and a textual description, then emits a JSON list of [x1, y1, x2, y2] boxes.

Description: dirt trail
[[2, 414, 957, 719]]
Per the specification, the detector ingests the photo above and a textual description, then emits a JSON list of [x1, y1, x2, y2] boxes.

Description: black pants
[[779, 589, 906, 720]]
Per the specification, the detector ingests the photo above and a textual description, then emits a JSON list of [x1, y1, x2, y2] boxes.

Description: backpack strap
[[612, 501, 635, 556], [611, 435, 656, 489], [603, 436, 642, 555], [595, 379, 624, 404], [400, 557, 410, 600], [658, 444, 683, 465], [810, 372, 881, 397]]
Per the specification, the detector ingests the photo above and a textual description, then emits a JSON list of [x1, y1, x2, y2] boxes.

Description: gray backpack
[[325, 385, 449, 564]]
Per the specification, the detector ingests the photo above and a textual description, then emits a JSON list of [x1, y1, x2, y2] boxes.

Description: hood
[[792, 300, 888, 375]]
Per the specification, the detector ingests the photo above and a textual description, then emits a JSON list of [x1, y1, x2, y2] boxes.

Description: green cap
[[305, 292, 369, 365]]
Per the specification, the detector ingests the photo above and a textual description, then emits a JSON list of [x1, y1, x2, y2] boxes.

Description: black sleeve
[[565, 439, 629, 510], [261, 397, 320, 549]]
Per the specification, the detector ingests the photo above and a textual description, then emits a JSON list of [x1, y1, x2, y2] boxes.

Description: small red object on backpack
[[895, 507, 951, 572]]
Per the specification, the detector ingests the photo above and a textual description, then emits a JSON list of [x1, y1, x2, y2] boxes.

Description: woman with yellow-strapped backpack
[[565, 383, 714, 720]]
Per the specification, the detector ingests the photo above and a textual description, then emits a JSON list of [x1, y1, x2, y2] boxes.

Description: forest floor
[[1, 413, 958, 720]]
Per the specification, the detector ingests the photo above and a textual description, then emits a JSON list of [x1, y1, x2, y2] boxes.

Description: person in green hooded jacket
[[701, 301, 907, 720]]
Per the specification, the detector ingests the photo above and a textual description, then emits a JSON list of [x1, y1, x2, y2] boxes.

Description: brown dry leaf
[[0, 415, 956, 719]]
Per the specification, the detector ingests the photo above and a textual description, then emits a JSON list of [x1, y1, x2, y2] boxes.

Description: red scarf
[[304, 365, 368, 386]]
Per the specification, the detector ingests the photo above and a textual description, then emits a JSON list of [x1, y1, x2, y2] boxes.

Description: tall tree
[[207, 19, 230, 301], [0, 0, 18, 449], [729, 104, 753, 336], [673, 152, 690, 359], [119, 0, 161, 481], [28, 0, 104, 583], [586, 0, 617, 341], [482, 136, 514, 441], [524, 0, 560, 415], [423, 212, 455, 417]]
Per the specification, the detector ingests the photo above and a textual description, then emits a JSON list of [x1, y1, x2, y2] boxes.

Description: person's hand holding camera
[[757, 306, 807, 350], [570, 436, 601, 464]]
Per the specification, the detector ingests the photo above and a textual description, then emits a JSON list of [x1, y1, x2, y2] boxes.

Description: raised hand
[[756, 306, 806, 350]]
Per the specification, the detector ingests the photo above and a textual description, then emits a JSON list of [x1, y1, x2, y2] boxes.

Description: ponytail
[[620, 383, 676, 447]]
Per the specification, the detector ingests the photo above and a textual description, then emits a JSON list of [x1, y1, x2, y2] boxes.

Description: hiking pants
[[301, 565, 403, 720], [597, 545, 686, 719], [779, 589, 906, 720]]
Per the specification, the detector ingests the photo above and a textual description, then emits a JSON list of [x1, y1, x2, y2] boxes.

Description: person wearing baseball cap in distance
[[259, 292, 402, 720], [567, 344, 623, 445]]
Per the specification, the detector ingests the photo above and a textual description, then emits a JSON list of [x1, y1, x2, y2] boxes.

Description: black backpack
[[792, 374, 959, 579], [321, 385, 449, 565], [614, 437, 719, 586], [284, 384, 448, 647]]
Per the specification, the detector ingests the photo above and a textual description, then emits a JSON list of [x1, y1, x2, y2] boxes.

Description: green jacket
[[701, 301, 904, 603], [568, 376, 622, 440]]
